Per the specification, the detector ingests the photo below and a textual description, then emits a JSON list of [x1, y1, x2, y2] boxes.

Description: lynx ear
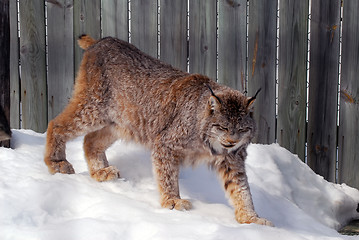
[[209, 95, 221, 111], [246, 88, 261, 109], [205, 83, 221, 111]]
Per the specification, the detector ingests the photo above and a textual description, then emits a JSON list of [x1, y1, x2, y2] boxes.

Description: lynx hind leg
[[45, 118, 75, 175], [83, 124, 120, 182], [152, 146, 192, 211], [44, 99, 107, 175]]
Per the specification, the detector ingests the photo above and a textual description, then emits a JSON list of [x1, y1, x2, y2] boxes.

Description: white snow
[[1, 129, 359, 240]]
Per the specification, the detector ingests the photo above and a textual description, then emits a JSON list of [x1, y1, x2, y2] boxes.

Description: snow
[[1, 129, 359, 240]]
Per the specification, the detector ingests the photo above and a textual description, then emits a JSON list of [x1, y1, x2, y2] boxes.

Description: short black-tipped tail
[[77, 34, 97, 50]]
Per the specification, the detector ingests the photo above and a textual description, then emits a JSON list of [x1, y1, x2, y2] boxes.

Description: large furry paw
[[252, 217, 274, 227], [162, 198, 192, 211], [48, 160, 75, 174], [91, 166, 120, 182], [236, 215, 274, 227]]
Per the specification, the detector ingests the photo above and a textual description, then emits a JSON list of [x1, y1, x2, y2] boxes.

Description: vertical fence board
[[218, 0, 246, 91], [47, 0, 74, 121], [188, 0, 216, 80], [9, 0, 19, 129], [102, 0, 129, 40], [131, 0, 157, 58], [247, 0, 277, 144], [160, 0, 187, 71], [307, 0, 340, 182], [338, 0, 359, 189], [277, 0, 309, 161], [0, 0, 10, 147], [74, 0, 101, 75], [19, 0, 47, 132]]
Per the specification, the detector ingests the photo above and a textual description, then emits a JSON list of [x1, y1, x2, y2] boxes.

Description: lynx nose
[[221, 138, 239, 148]]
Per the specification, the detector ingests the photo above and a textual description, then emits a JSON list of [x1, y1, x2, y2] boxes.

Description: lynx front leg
[[217, 156, 273, 226], [152, 146, 192, 211], [83, 124, 120, 182]]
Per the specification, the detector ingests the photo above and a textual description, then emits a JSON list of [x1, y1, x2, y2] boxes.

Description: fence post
[[188, 0, 216, 80], [19, 0, 47, 132], [160, 0, 187, 71], [338, 0, 359, 189], [9, 0, 20, 130], [218, 0, 247, 91], [247, 0, 277, 144], [277, 0, 309, 161], [47, 0, 74, 121], [102, 0, 129, 40], [131, 0, 158, 58], [0, 0, 10, 147], [307, 0, 340, 182]]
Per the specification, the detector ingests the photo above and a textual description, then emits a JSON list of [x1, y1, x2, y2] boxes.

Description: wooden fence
[[2, 0, 359, 189]]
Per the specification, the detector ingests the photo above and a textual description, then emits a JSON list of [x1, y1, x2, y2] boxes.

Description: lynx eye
[[214, 125, 228, 132], [238, 127, 249, 133]]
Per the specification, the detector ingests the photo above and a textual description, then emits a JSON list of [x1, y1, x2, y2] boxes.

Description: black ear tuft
[[205, 83, 222, 104], [246, 88, 261, 109]]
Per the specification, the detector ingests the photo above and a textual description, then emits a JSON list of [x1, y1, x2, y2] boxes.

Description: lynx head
[[201, 85, 260, 155]]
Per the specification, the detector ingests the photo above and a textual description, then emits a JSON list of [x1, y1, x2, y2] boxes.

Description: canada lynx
[[44, 35, 273, 226]]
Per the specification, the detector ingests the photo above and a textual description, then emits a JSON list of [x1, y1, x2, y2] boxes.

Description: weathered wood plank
[[74, 0, 101, 75], [160, 0, 187, 71], [19, 0, 47, 132], [47, 0, 74, 121], [102, 0, 129, 40], [247, 0, 277, 144], [307, 0, 340, 182], [277, 0, 309, 161], [218, 0, 247, 91], [188, 0, 216, 80], [0, 0, 11, 147], [338, 0, 359, 189], [131, 0, 157, 58], [9, 0, 20, 129]]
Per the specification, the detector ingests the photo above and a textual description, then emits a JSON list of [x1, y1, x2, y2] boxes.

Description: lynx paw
[[48, 160, 75, 174], [162, 198, 192, 211], [91, 166, 120, 182], [237, 216, 274, 227], [252, 217, 274, 227]]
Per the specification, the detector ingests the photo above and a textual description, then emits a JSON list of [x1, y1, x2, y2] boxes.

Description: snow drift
[[0, 129, 358, 240]]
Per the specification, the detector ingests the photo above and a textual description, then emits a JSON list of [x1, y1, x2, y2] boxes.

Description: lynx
[[44, 35, 273, 226]]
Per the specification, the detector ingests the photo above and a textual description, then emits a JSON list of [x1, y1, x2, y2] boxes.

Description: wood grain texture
[[9, 0, 19, 129], [277, 0, 309, 161], [131, 0, 158, 58], [338, 0, 359, 189], [19, 0, 47, 132], [47, 0, 74, 121], [0, 0, 10, 147], [307, 0, 340, 182], [102, 0, 129, 40], [188, 0, 216, 80], [247, 0, 277, 144], [218, 0, 247, 91], [160, 0, 187, 71], [74, 0, 101, 75]]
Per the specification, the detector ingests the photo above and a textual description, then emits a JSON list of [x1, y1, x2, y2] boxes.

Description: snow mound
[[0, 129, 358, 240]]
